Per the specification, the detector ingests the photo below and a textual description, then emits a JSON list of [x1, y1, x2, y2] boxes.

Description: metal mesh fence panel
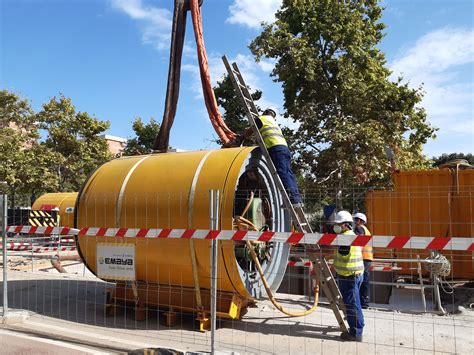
[[0, 187, 472, 354]]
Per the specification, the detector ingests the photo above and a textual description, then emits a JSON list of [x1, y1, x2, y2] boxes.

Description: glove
[[224, 134, 245, 148]]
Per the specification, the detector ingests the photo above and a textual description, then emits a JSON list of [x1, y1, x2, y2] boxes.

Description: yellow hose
[[245, 240, 319, 317], [240, 191, 255, 217], [234, 192, 319, 317]]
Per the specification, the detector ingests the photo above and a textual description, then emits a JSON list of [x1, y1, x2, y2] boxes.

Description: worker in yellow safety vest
[[230, 108, 302, 206], [333, 210, 364, 342], [353, 212, 373, 309]]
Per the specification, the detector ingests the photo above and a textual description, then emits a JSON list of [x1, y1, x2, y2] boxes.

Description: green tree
[[123, 118, 161, 155], [432, 153, 474, 167], [36, 94, 111, 191], [0, 89, 35, 131], [0, 90, 60, 200], [214, 74, 262, 144], [250, 0, 436, 188]]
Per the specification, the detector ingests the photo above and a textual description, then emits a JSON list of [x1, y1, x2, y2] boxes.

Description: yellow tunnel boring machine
[[33, 148, 292, 321]]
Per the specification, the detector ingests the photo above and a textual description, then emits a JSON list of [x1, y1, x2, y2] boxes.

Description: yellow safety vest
[[334, 230, 364, 277], [259, 115, 287, 149], [361, 225, 373, 261]]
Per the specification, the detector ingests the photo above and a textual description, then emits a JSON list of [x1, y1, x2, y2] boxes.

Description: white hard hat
[[263, 107, 277, 117], [334, 210, 353, 224], [353, 212, 367, 224]]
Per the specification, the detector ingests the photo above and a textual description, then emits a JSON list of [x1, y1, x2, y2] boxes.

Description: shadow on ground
[[0, 277, 339, 341]]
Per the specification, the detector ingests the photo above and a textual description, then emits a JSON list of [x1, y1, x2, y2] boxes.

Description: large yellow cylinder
[[75, 147, 290, 310], [32, 192, 78, 227]]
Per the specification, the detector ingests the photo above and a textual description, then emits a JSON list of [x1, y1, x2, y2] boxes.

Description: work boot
[[292, 202, 304, 209], [340, 332, 363, 342]]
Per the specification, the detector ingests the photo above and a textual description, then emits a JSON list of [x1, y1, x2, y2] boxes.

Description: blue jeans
[[268, 145, 302, 204], [360, 260, 372, 307], [338, 274, 364, 337]]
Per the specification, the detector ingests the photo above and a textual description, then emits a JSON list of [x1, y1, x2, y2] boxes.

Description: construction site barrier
[[6, 226, 75, 235], [1, 243, 76, 252], [6, 226, 473, 250], [9, 236, 75, 243], [31, 246, 77, 253], [2, 190, 473, 355], [287, 260, 402, 272], [0, 242, 32, 250]]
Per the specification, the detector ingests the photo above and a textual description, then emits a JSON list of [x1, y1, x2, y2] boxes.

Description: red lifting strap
[[153, 0, 236, 152], [189, 0, 236, 144]]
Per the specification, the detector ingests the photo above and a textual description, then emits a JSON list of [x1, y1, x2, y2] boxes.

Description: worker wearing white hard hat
[[332, 210, 364, 342], [353, 212, 367, 224], [228, 107, 302, 206], [353, 212, 373, 309], [262, 107, 277, 117]]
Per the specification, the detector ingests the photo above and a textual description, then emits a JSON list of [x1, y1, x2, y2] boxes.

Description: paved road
[[0, 328, 119, 354]]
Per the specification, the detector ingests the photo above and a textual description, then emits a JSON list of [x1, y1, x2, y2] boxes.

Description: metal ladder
[[222, 55, 348, 333]]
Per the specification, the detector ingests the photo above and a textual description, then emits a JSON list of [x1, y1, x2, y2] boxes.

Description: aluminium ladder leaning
[[222, 55, 349, 333]]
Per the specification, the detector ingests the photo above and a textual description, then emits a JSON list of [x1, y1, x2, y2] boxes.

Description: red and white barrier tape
[[60, 238, 76, 243], [0, 243, 77, 252], [6, 226, 76, 235], [11, 238, 76, 244], [32, 246, 77, 253], [288, 260, 312, 268], [6, 226, 474, 251], [287, 260, 402, 272], [369, 265, 402, 272], [50, 239, 76, 244], [0, 242, 32, 250]]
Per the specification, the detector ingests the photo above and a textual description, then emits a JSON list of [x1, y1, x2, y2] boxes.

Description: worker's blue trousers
[[268, 145, 302, 204], [337, 274, 365, 337], [360, 260, 372, 307]]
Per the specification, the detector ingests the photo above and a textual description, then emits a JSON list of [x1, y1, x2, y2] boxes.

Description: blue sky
[[1, 0, 473, 156]]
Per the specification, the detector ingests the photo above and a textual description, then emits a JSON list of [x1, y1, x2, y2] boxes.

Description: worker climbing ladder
[[222, 55, 349, 333]]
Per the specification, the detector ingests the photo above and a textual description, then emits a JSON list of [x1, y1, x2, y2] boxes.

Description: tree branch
[[306, 142, 322, 153], [317, 168, 339, 184]]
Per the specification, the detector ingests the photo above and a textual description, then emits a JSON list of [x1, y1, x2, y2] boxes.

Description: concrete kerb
[[1, 309, 30, 325]]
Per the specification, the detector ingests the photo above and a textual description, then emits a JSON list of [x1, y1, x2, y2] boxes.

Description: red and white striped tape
[[6, 226, 474, 251], [8, 235, 76, 243], [288, 260, 312, 268], [0, 242, 32, 250], [287, 260, 402, 272], [6, 226, 77, 235], [32, 246, 77, 253], [369, 265, 402, 272], [60, 238, 76, 243], [50, 239, 76, 244], [1, 243, 77, 252]]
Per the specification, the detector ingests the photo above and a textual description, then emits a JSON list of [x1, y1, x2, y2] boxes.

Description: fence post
[[209, 189, 220, 355], [1, 189, 8, 317]]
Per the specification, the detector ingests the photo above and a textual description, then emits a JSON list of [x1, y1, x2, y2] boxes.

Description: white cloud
[[390, 28, 474, 139], [181, 63, 202, 97], [257, 58, 276, 73], [391, 28, 473, 82], [109, 0, 172, 50], [227, 0, 281, 29], [225, 54, 262, 89], [183, 41, 197, 58]]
